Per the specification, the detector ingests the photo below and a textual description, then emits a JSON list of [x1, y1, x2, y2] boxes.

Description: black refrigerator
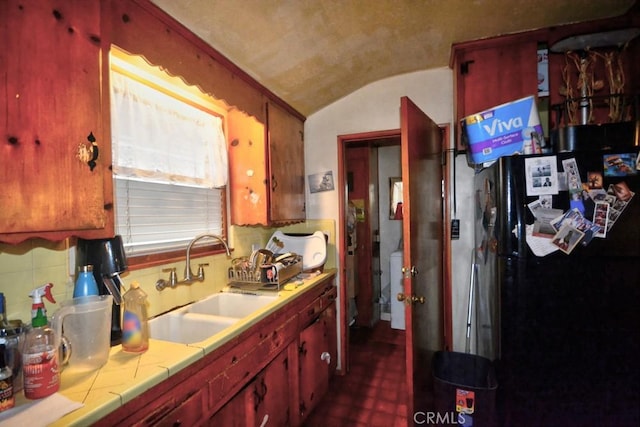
[[472, 146, 640, 426]]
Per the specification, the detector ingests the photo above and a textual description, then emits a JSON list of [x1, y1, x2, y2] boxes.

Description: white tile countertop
[[1, 270, 336, 426]]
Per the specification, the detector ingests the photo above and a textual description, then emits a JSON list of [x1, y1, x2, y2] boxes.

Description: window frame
[[110, 48, 230, 270]]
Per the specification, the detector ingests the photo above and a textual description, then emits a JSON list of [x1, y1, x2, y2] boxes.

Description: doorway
[[337, 109, 453, 419], [339, 128, 403, 383], [344, 137, 402, 329]]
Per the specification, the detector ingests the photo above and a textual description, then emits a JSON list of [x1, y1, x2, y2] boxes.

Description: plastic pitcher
[[51, 295, 113, 373]]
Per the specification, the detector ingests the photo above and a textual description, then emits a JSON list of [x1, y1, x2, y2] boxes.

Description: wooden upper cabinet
[[451, 36, 539, 149], [228, 109, 269, 226], [451, 8, 640, 149], [267, 102, 305, 224], [228, 102, 305, 226], [0, 0, 112, 243]]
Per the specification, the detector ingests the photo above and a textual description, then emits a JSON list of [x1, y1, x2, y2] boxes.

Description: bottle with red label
[[22, 283, 60, 399], [0, 343, 14, 412]]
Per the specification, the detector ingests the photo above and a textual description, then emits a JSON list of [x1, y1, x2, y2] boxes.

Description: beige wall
[[0, 219, 336, 325], [304, 67, 475, 352]]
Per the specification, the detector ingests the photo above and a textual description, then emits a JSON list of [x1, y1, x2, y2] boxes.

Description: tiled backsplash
[[0, 239, 72, 326], [0, 220, 336, 324]]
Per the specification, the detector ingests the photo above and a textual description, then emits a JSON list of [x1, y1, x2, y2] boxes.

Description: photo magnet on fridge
[[593, 202, 609, 238], [587, 171, 603, 189], [550, 208, 601, 246], [551, 224, 585, 254], [603, 153, 637, 177], [525, 156, 558, 196]]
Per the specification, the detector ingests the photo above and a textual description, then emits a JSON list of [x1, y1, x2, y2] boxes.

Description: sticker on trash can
[[456, 389, 475, 414]]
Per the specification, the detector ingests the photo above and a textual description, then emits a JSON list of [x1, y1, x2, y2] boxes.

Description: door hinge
[[460, 60, 474, 75]]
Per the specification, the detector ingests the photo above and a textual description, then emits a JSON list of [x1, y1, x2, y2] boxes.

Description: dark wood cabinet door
[[321, 294, 338, 376], [267, 102, 305, 224], [228, 102, 305, 226], [0, 0, 111, 242], [209, 390, 247, 427], [298, 318, 330, 424], [250, 349, 291, 427], [453, 38, 539, 149]]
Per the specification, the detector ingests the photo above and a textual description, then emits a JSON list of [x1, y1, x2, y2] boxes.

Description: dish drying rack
[[227, 254, 303, 292]]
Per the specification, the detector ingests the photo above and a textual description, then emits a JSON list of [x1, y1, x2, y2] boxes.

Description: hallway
[[305, 321, 407, 427]]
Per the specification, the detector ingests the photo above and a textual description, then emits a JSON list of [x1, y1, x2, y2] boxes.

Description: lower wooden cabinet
[[208, 394, 244, 427], [297, 291, 337, 425], [249, 349, 292, 426], [298, 318, 330, 423], [96, 275, 337, 427], [210, 348, 292, 427], [151, 389, 208, 427]]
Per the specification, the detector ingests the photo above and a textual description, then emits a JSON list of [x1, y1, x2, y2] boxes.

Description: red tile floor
[[305, 320, 408, 427]]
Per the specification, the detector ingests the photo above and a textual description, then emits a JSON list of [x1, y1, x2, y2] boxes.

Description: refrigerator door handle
[[465, 249, 477, 354], [507, 161, 527, 256]]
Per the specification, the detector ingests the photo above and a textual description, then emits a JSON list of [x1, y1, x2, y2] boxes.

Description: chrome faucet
[[156, 234, 231, 291], [184, 233, 231, 283]]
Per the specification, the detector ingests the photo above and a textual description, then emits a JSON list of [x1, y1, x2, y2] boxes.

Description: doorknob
[[397, 293, 426, 305], [402, 266, 419, 277]]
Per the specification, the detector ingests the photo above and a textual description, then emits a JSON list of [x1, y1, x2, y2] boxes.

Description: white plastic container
[[51, 295, 113, 373]]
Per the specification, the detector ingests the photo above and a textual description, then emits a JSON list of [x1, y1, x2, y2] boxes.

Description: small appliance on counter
[[76, 235, 128, 345], [265, 231, 327, 272]]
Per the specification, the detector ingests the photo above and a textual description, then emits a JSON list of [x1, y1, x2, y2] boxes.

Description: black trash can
[[432, 351, 498, 426]]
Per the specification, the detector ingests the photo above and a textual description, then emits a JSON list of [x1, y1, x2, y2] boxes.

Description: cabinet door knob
[[320, 351, 331, 365]]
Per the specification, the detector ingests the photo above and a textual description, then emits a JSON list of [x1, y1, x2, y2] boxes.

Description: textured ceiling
[[150, 0, 636, 116]]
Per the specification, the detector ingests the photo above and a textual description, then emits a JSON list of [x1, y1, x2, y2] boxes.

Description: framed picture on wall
[[309, 171, 335, 193]]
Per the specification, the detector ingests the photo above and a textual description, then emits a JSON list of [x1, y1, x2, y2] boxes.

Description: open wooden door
[[400, 97, 444, 423]]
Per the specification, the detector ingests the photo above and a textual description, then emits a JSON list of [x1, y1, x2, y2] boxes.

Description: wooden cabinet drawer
[[128, 387, 206, 427], [321, 286, 337, 309], [299, 298, 322, 327], [152, 388, 207, 427]]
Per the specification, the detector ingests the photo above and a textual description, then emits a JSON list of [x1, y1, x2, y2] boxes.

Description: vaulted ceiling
[[150, 0, 637, 117]]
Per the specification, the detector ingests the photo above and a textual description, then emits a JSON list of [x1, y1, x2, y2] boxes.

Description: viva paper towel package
[[462, 95, 544, 166]]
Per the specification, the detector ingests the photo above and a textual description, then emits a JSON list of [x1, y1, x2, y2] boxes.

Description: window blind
[[115, 178, 223, 256]]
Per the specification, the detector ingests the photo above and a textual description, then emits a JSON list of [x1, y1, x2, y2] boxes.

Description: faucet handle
[[197, 263, 209, 281], [162, 268, 178, 287]]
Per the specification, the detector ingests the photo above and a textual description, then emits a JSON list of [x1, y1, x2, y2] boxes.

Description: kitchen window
[[110, 48, 228, 265]]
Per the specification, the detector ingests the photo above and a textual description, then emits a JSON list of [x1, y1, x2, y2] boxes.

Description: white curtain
[[110, 71, 228, 188]]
